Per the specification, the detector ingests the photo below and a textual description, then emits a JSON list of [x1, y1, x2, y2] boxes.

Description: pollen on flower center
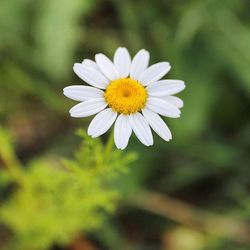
[[104, 78, 147, 115]]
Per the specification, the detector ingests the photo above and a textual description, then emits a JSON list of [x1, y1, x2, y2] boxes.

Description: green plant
[[0, 128, 137, 249]]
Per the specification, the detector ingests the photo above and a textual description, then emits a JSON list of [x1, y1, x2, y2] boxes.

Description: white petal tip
[[173, 109, 181, 118], [69, 112, 79, 117], [63, 90, 69, 96], [180, 81, 186, 88], [73, 63, 81, 72], [117, 146, 126, 150], [178, 81, 186, 90], [73, 63, 80, 68], [95, 53, 102, 59], [69, 110, 77, 117]]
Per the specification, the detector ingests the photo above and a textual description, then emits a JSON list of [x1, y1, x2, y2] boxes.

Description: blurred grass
[[0, 0, 250, 249]]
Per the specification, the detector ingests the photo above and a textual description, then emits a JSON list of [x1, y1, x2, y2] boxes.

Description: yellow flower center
[[104, 78, 147, 115]]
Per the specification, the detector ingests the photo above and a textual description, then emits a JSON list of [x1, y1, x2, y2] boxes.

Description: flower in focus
[[64, 47, 185, 149]]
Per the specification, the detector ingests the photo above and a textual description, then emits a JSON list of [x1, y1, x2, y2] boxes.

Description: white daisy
[[64, 47, 185, 150]]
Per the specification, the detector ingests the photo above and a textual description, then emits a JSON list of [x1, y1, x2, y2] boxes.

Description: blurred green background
[[1, 0, 250, 249]]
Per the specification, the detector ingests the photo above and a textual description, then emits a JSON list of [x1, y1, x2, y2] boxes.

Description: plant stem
[[103, 131, 114, 163], [128, 191, 250, 244], [0, 130, 25, 184]]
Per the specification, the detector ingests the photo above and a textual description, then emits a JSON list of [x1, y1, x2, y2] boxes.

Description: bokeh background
[[1, 0, 250, 249]]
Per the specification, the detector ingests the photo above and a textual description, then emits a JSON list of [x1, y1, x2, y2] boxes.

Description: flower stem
[[103, 131, 114, 163]]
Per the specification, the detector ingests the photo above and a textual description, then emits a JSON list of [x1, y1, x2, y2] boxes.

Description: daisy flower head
[[64, 47, 185, 150]]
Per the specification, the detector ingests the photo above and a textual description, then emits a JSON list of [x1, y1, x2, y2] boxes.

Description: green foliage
[[0, 0, 250, 249], [0, 128, 136, 249], [34, 0, 95, 81]]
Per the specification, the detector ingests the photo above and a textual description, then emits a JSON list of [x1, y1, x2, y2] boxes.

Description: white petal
[[82, 59, 99, 70], [113, 47, 131, 78], [129, 113, 153, 146], [114, 114, 132, 150], [130, 49, 150, 80], [161, 96, 184, 109], [63, 85, 104, 101], [69, 98, 107, 118], [139, 62, 171, 86], [88, 108, 117, 138], [146, 97, 181, 118], [95, 53, 119, 80], [147, 80, 185, 96], [142, 108, 172, 141], [73, 63, 109, 89]]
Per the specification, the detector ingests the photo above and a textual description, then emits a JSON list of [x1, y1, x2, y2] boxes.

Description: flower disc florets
[[104, 78, 147, 115]]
